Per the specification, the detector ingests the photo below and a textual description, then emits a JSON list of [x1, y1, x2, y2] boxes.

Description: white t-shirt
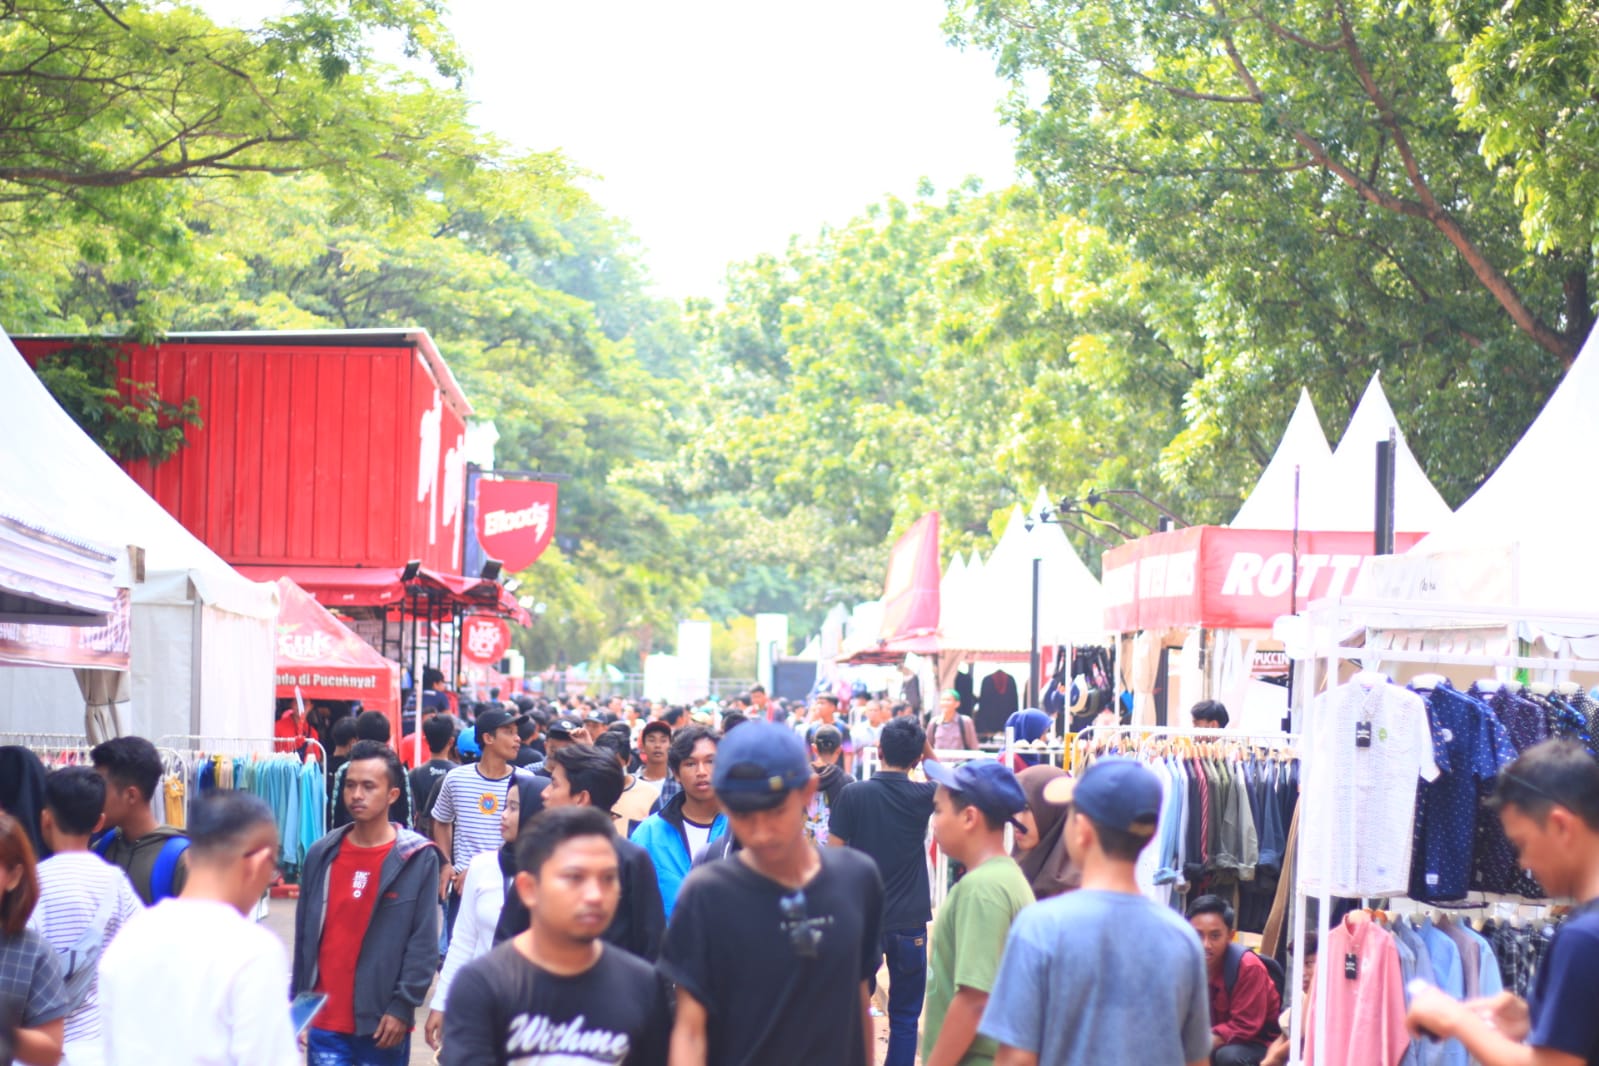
[[682, 816, 714, 858], [430, 764, 529, 872], [28, 851, 143, 1046], [431, 850, 507, 1011], [99, 897, 299, 1066], [1300, 672, 1439, 896]]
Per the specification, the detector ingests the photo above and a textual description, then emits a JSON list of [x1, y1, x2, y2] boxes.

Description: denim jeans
[[306, 1028, 411, 1066], [872, 926, 928, 1066]]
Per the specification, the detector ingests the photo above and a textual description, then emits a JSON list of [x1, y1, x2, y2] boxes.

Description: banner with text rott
[[475, 479, 558, 574], [1100, 526, 1426, 632]]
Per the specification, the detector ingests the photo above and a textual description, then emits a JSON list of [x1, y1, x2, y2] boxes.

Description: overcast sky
[[203, 0, 1020, 300]]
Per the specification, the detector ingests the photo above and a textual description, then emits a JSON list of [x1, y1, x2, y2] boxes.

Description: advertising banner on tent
[[475, 479, 558, 573], [879, 512, 940, 642], [272, 578, 398, 713], [0, 587, 131, 668], [461, 615, 512, 665], [1102, 526, 1426, 631]]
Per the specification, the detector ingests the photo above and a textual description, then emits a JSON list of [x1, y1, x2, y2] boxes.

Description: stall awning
[[1101, 526, 1426, 632], [273, 578, 400, 713], [0, 510, 121, 625], [237, 564, 530, 624]]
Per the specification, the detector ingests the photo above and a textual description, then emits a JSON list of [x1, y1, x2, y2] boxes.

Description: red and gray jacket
[[291, 823, 441, 1037]]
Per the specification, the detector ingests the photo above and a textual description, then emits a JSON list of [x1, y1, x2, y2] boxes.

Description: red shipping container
[[17, 330, 473, 575]]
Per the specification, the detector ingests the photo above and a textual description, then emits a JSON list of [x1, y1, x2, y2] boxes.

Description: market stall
[[0, 327, 277, 742], [272, 577, 401, 725]]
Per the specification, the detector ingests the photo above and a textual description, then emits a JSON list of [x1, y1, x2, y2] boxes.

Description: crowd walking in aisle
[[10, 683, 1599, 1066]]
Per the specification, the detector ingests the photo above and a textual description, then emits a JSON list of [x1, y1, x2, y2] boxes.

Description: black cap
[[475, 708, 528, 736], [549, 716, 583, 738], [584, 710, 608, 724]]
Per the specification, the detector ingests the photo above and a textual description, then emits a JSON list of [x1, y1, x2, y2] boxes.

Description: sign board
[[1101, 526, 1426, 631], [0, 588, 131, 668], [461, 615, 512, 665], [475, 479, 559, 574]]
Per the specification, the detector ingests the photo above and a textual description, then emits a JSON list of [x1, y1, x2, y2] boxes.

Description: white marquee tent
[[0, 328, 277, 742], [1231, 388, 1335, 530], [1366, 326, 1599, 617]]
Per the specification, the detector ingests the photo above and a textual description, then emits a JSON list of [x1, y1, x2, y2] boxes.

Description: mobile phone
[[290, 992, 328, 1036]]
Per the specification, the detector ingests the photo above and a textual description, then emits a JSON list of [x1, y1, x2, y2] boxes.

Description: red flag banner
[[879, 512, 941, 642], [476, 479, 558, 573]]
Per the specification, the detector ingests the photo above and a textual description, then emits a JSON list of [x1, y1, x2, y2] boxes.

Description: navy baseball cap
[[923, 759, 1028, 826], [475, 708, 527, 736], [713, 720, 814, 812], [1044, 758, 1162, 836], [548, 716, 583, 738]]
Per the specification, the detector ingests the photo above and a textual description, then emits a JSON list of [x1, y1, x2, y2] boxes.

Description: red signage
[[0, 588, 131, 668], [1101, 526, 1426, 631], [475, 479, 558, 573], [879, 512, 940, 641], [461, 615, 512, 665]]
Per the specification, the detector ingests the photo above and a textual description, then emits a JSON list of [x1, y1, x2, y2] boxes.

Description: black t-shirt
[[661, 846, 884, 1066], [408, 759, 454, 832], [828, 771, 935, 930], [440, 939, 670, 1066]]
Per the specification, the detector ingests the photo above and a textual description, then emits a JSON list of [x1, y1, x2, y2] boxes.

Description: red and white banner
[[0, 588, 131, 668], [1101, 526, 1426, 632], [879, 512, 941, 642], [475, 479, 558, 574], [461, 615, 512, 665]]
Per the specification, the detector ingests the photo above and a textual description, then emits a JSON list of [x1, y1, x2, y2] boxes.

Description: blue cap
[[923, 759, 1028, 824], [1044, 757, 1162, 836], [712, 720, 814, 812]]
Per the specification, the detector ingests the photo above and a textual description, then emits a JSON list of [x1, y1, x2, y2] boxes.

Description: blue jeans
[[872, 927, 928, 1066], [306, 1028, 411, 1066]]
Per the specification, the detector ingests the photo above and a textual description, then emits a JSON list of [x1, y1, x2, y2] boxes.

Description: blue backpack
[[93, 832, 190, 903]]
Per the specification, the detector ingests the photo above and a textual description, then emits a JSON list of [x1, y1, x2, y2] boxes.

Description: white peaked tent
[[944, 498, 1107, 656], [1231, 388, 1335, 529], [1367, 326, 1599, 614], [1304, 373, 1454, 533], [0, 328, 277, 741]]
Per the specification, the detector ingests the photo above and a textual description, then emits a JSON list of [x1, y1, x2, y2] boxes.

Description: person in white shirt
[[98, 791, 297, 1066], [423, 774, 539, 1051], [30, 768, 142, 1066]]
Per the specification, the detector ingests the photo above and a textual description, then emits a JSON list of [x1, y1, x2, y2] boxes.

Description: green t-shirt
[[921, 854, 1036, 1066]]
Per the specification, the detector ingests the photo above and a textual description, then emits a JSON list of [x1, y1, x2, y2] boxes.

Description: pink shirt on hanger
[[1306, 913, 1409, 1066]]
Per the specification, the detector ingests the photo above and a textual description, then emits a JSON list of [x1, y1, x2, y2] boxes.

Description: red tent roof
[[273, 577, 400, 714], [238, 564, 530, 624]]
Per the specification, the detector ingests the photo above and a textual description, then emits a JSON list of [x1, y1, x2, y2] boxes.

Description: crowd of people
[[4, 684, 1599, 1066]]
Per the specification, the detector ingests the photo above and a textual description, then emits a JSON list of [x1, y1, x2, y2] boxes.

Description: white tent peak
[[1311, 372, 1452, 533], [1373, 323, 1599, 610], [1231, 387, 1333, 530]]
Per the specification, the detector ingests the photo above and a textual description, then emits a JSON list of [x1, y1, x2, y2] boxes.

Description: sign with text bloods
[[476, 479, 558, 573], [462, 615, 512, 665]]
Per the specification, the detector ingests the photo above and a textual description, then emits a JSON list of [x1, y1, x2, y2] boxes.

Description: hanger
[[1529, 681, 1555, 696], [1557, 681, 1582, 696], [1476, 679, 1503, 693]]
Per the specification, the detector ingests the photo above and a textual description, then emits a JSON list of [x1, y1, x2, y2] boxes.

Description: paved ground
[[261, 897, 900, 1065]]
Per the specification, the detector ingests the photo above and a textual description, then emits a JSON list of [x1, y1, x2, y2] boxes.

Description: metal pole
[[1029, 556, 1041, 707], [1375, 432, 1397, 555]]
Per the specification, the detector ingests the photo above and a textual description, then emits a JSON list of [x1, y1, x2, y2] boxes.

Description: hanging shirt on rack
[[1409, 683, 1516, 902], [975, 670, 1019, 735], [1301, 673, 1439, 898], [1306, 914, 1409, 1066]]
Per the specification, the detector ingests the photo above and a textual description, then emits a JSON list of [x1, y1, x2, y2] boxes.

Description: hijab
[[497, 773, 549, 879], [1013, 764, 1081, 899]]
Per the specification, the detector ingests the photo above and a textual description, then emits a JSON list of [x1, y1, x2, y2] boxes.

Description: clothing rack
[[0, 730, 94, 750], [158, 734, 326, 763], [1286, 596, 1599, 1066]]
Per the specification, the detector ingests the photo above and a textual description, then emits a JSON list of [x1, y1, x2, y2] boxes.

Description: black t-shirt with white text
[[660, 846, 884, 1066], [828, 771, 935, 930], [440, 940, 669, 1066]]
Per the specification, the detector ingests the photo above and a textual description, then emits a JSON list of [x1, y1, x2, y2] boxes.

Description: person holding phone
[[1407, 741, 1599, 1066]]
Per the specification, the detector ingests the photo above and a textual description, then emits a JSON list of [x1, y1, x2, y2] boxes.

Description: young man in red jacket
[[1189, 895, 1281, 1065]]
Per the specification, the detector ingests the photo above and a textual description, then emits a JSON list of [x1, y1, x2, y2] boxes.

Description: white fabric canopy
[[1366, 325, 1599, 613], [943, 497, 1107, 655], [1303, 373, 1453, 533], [0, 327, 277, 741], [1231, 388, 1334, 530]]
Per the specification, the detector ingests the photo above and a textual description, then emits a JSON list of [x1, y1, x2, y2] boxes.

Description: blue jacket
[[628, 791, 727, 917]]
